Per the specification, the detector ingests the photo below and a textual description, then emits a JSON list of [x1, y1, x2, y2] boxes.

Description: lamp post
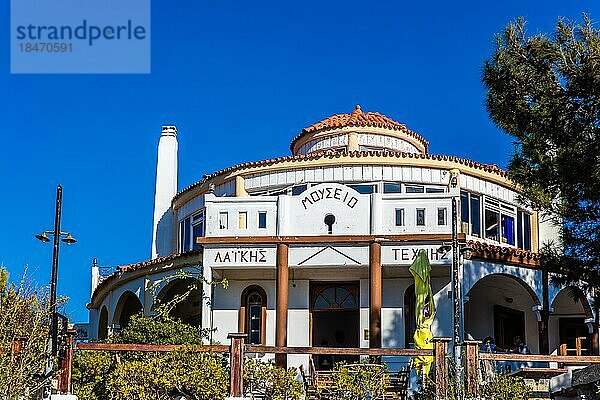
[[439, 197, 473, 399], [35, 184, 77, 378]]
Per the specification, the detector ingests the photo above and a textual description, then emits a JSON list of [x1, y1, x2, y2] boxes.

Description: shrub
[[411, 369, 531, 400], [106, 347, 228, 400], [328, 360, 391, 400], [244, 358, 304, 400], [73, 315, 228, 400], [480, 374, 531, 400], [71, 350, 114, 400]]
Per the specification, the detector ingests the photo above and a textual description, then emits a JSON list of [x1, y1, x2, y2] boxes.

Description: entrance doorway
[[559, 318, 590, 355], [310, 282, 359, 369], [494, 305, 525, 351]]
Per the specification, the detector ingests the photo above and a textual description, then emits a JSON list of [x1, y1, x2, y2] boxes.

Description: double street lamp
[[35, 184, 77, 377], [438, 196, 473, 399]]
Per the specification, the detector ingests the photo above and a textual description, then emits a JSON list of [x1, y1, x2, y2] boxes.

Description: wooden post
[[369, 242, 382, 350], [432, 337, 451, 399], [559, 343, 567, 356], [58, 329, 76, 393], [559, 343, 567, 368], [10, 338, 24, 365], [275, 243, 289, 368], [576, 336, 584, 356], [463, 340, 481, 399], [228, 333, 247, 398], [593, 311, 599, 355]]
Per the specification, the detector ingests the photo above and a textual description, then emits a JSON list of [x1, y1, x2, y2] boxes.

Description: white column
[[152, 126, 178, 259], [202, 264, 214, 343]]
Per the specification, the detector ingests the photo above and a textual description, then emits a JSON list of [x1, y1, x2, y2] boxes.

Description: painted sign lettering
[[214, 249, 268, 264], [381, 245, 452, 266], [301, 186, 358, 209], [391, 247, 449, 262]]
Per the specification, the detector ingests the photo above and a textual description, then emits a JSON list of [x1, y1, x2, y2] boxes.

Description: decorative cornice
[[172, 150, 510, 208]]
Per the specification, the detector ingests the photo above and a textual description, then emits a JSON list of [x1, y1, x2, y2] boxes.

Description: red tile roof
[[290, 105, 429, 153], [92, 250, 202, 301], [468, 240, 541, 267]]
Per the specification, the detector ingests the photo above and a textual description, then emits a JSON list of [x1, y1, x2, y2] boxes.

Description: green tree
[[0, 267, 54, 399], [482, 15, 600, 295]]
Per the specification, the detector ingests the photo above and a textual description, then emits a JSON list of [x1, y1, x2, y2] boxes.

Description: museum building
[[86, 105, 599, 368]]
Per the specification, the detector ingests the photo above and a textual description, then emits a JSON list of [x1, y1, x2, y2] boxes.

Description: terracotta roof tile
[[468, 240, 541, 266], [290, 105, 429, 153], [92, 251, 202, 298]]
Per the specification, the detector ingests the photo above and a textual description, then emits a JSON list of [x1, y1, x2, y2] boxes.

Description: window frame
[[218, 212, 229, 230], [395, 208, 405, 227], [191, 210, 205, 251], [238, 211, 248, 230], [258, 211, 267, 229], [416, 208, 426, 226], [437, 207, 447, 226], [240, 285, 267, 345]]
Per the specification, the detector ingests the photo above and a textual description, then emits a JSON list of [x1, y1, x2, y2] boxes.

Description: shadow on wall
[[155, 209, 174, 257], [383, 309, 404, 348]]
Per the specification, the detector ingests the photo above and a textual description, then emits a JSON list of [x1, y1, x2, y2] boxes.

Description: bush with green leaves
[[73, 314, 228, 400], [480, 374, 531, 400], [327, 360, 391, 400], [106, 347, 228, 400], [244, 357, 304, 400], [411, 368, 531, 400], [111, 313, 206, 345], [71, 349, 114, 400]]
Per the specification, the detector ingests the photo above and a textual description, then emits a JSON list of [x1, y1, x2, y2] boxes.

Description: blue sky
[[0, 1, 598, 323]]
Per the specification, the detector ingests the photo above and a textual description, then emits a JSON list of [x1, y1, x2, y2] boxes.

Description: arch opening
[[404, 284, 416, 348], [98, 305, 108, 340], [113, 291, 143, 331], [550, 286, 593, 355], [154, 278, 202, 326], [465, 274, 540, 353]]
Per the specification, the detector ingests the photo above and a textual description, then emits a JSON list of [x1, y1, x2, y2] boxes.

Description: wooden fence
[[11, 333, 600, 398], [76, 334, 440, 398]]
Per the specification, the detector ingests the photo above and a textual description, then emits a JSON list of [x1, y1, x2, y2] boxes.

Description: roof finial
[[352, 104, 362, 115]]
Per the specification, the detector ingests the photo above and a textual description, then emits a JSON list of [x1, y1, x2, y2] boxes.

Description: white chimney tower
[[151, 125, 178, 259]]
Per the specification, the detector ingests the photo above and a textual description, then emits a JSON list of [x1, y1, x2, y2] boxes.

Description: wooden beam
[[196, 233, 466, 245], [275, 243, 289, 368], [369, 242, 382, 349], [479, 352, 600, 363], [245, 345, 433, 356], [75, 343, 229, 352]]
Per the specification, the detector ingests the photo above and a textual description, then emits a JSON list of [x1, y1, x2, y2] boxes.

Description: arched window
[[404, 285, 416, 348], [113, 291, 143, 331], [240, 286, 267, 345], [98, 306, 109, 340], [313, 286, 357, 310]]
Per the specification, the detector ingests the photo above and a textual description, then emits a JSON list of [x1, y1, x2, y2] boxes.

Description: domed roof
[[290, 105, 429, 154]]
